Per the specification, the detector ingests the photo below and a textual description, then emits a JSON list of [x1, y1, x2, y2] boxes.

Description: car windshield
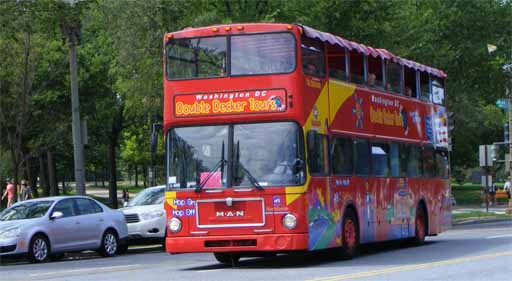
[[167, 122, 305, 189], [166, 32, 296, 80], [129, 188, 165, 206], [0, 201, 53, 221]]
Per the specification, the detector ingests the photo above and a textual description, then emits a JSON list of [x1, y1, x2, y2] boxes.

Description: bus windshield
[[167, 122, 304, 189], [166, 32, 295, 80]]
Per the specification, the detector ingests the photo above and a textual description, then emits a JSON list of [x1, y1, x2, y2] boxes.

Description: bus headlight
[[168, 217, 182, 233], [282, 214, 297, 230]]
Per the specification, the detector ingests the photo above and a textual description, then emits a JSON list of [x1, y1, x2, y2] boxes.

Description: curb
[[452, 217, 512, 226]]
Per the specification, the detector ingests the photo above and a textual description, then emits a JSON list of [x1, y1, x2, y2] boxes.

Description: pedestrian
[[122, 188, 130, 207], [489, 182, 497, 206], [1, 178, 15, 208], [504, 177, 511, 199], [20, 180, 33, 201]]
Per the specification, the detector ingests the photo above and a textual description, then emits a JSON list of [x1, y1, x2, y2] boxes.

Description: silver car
[[122, 186, 166, 245], [0, 196, 128, 263]]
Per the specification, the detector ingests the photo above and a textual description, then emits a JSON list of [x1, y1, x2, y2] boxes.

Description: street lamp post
[[60, 20, 86, 195]]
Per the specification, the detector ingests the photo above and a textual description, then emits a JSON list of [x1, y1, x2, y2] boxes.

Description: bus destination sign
[[174, 89, 287, 117]]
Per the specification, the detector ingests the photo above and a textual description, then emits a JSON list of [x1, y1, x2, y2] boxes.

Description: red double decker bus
[[162, 23, 451, 263]]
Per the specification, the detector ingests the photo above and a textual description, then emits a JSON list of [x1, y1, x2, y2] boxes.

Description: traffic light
[[448, 111, 455, 134], [492, 144, 499, 162], [505, 122, 510, 143]]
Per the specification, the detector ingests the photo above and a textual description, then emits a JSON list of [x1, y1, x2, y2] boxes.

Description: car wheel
[[340, 209, 359, 259], [28, 235, 50, 263], [100, 230, 119, 257], [213, 252, 240, 265]]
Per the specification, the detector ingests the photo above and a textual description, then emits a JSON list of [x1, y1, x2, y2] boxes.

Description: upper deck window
[[166, 37, 227, 80], [301, 36, 325, 77], [386, 61, 402, 95], [404, 67, 418, 98], [349, 49, 365, 84], [432, 77, 445, 105], [231, 33, 296, 76], [327, 44, 348, 81], [367, 56, 384, 89], [419, 72, 430, 102]]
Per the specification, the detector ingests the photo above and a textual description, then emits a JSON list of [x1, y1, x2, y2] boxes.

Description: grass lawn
[[452, 183, 509, 205], [452, 210, 511, 222]]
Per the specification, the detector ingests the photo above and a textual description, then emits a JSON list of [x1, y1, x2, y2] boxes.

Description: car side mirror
[[50, 211, 64, 220], [123, 201, 129, 208]]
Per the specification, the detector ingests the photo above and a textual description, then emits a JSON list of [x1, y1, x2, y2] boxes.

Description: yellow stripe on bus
[[165, 191, 177, 209]]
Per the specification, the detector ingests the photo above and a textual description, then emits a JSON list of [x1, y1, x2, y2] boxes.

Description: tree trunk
[[47, 149, 58, 196], [39, 153, 49, 197], [108, 140, 118, 209], [143, 165, 147, 188], [135, 165, 139, 187], [102, 167, 106, 187], [61, 178, 66, 195], [94, 169, 97, 187], [27, 156, 39, 198]]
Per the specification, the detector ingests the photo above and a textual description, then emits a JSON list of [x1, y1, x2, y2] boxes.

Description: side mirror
[[123, 201, 129, 208], [293, 159, 304, 175], [50, 211, 63, 220]]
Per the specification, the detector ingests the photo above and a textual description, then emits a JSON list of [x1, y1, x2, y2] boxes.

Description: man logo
[[216, 211, 245, 217]]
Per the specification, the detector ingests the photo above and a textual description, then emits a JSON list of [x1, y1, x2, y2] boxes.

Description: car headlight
[[139, 211, 164, 221], [168, 217, 182, 233], [282, 214, 297, 230], [0, 227, 21, 239]]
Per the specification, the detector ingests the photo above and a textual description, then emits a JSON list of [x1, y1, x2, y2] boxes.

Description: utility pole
[[60, 20, 85, 195]]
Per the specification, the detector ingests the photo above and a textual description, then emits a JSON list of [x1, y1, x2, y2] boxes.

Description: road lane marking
[[486, 234, 512, 239], [29, 264, 143, 279], [306, 251, 512, 281]]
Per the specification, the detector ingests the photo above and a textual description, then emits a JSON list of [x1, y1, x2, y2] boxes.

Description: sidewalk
[[86, 187, 137, 199], [452, 205, 508, 215], [452, 204, 511, 225]]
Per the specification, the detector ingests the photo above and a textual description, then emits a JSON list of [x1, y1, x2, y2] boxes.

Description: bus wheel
[[412, 205, 427, 246], [213, 252, 240, 265], [341, 209, 359, 259]]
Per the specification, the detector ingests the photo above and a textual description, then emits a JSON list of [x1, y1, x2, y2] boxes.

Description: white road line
[[486, 234, 512, 239], [29, 264, 143, 278]]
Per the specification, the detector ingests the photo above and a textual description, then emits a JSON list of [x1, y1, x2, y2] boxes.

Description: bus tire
[[340, 208, 359, 259], [412, 204, 427, 246], [213, 252, 240, 265]]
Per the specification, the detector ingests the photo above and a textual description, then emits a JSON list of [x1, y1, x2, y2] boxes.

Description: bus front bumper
[[166, 233, 308, 254]]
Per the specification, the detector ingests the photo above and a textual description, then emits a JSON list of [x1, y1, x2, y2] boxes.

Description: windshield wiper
[[234, 141, 263, 190], [195, 141, 226, 193]]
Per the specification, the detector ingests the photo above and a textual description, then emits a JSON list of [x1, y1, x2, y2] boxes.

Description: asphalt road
[[1, 220, 511, 281]]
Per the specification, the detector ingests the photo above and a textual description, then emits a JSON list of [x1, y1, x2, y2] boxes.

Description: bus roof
[[167, 23, 446, 79], [299, 24, 447, 78]]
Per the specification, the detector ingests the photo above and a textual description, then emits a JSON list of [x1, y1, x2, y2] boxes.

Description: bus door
[[306, 131, 334, 250], [383, 142, 411, 240], [353, 139, 376, 243]]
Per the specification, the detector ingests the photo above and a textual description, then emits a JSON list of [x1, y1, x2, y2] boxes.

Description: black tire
[[412, 205, 427, 246], [340, 209, 359, 259], [28, 235, 50, 263], [162, 230, 168, 251], [50, 253, 65, 261], [99, 230, 119, 257], [117, 243, 128, 255], [213, 252, 240, 265]]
